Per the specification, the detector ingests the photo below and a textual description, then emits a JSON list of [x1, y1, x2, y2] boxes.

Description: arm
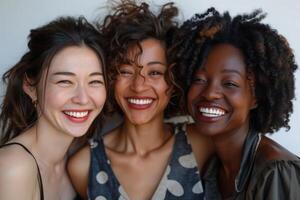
[[67, 145, 91, 200], [186, 124, 215, 172], [0, 147, 39, 200]]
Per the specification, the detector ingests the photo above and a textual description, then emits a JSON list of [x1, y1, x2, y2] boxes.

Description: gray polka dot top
[[87, 123, 204, 200]]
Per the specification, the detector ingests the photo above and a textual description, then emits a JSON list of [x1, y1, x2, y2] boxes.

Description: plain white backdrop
[[0, 0, 299, 155]]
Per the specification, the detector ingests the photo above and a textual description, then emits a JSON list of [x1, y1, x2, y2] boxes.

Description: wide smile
[[63, 110, 90, 123], [196, 106, 227, 122], [126, 97, 154, 110], [199, 107, 225, 117]]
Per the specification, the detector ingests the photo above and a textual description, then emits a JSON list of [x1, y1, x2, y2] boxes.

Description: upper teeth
[[64, 111, 88, 118], [127, 98, 153, 105], [199, 107, 225, 117]]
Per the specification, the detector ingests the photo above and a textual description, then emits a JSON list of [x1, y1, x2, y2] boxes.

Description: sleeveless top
[[88, 123, 205, 200], [0, 142, 44, 200]]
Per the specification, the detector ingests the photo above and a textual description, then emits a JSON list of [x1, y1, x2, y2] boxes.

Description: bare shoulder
[[68, 144, 90, 177], [257, 136, 299, 161], [0, 144, 38, 198], [67, 144, 91, 199], [186, 123, 215, 171], [0, 143, 37, 173]]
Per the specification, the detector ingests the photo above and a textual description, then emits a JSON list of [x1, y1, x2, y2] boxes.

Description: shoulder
[[256, 136, 299, 162], [0, 143, 38, 173], [186, 123, 215, 171], [0, 144, 38, 197], [68, 144, 91, 176], [248, 136, 300, 199], [67, 144, 91, 199]]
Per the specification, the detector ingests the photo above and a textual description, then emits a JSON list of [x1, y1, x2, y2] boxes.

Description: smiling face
[[187, 43, 256, 138], [25, 46, 106, 138], [114, 38, 171, 125]]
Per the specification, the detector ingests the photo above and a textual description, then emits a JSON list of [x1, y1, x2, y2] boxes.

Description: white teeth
[[199, 107, 225, 117], [64, 111, 88, 118], [127, 98, 153, 105]]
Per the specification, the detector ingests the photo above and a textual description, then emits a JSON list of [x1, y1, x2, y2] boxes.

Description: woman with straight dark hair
[[0, 16, 108, 200]]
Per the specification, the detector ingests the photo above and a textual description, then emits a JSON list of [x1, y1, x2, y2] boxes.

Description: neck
[[118, 116, 172, 156], [213, 124, 250, 176], [30, 122, 74, 169]]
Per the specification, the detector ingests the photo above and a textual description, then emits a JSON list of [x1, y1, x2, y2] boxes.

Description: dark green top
[[203, 132, 300, 200]]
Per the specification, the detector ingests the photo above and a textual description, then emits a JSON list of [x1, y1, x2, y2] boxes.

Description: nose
[[71, 84, 89, 105], [130, 71, 147, 92], [201, 82, 223, 100]]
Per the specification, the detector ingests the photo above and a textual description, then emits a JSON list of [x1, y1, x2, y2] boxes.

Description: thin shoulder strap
[[0, 142, 44, 200]]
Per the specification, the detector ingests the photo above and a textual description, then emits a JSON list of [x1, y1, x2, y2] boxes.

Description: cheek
[[93, 87, 107, 108], [187, 85, 198, 103]]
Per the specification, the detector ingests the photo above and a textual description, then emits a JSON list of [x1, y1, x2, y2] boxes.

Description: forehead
[[48, 46, 103, 73], [199, 43, 246, 74], [125, 38, 167, 65]]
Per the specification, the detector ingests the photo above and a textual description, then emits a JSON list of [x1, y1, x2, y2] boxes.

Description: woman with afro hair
[[171, 7, 300, 200]]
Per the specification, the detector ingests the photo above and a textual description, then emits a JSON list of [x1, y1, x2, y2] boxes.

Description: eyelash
[[89, 80, 104, 85], [193, 77, 207, 84], [149, 71, 164, 76], [57, 80, 72, 85], [223, 81, 239, 88]]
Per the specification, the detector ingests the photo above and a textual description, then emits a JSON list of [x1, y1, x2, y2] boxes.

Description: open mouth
[[63, 111, 89, 118], [126, 97, 154, 110], [127, 98, 153, 105], [199, 107, 226, 118]]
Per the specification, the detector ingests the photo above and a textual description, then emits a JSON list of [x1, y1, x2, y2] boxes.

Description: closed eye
[[119, 70, 134, 77], [193, 77, 207, 85], [89, 80, 104, 86], [223, 82, 239, 88], [56, 80, 72, 86]]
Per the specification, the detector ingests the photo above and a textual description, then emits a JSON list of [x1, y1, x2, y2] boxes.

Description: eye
[[223, 81, 239, 88], [56, 80, 72, 86], [192, 76, 207, 85], [149, 70, 164, 76], [119, 69, 134, 77], [89, 80, 104, 86]]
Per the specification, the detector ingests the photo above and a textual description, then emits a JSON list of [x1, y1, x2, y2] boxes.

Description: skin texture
[[68, 38, 213, 200], [0, 46, 106, 200], [188, 43, 256, 198]]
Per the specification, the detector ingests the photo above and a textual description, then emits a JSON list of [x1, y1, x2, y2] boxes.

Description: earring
[[32, 99, 38, 107]]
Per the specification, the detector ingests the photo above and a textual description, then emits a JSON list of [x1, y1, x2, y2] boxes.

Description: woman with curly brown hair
[[171, 7, 300, 200], [68, 1, 212, 200], [0, 17, 108, 200]]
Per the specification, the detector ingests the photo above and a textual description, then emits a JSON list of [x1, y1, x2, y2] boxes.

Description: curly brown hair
[[98, 0, 182, 117], [170, 8, 298, 134]]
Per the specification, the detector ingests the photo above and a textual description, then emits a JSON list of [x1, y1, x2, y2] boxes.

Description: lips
[[63, 110, 90, 123], [199, 107, 225, 117], [195, 105, 227, 122], [126, 97, 154, 110]]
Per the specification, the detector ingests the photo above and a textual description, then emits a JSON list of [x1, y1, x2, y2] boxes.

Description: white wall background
[[1, 0, 299, 155]]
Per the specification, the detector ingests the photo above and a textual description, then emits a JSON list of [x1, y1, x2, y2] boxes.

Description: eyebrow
[[147, 61, 167, 66], [221, 69, 242, 76], [52, 71, 103, 76]]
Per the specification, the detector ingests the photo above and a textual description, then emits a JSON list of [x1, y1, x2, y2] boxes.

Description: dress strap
[[0, 142, 44, 200]]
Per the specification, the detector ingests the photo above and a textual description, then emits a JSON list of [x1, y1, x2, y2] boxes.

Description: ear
[[23, 76, 37, 102]]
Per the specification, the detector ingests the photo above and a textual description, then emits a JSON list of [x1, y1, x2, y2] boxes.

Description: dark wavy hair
[[98, 0, 182, 117], [170, 8, 297, 134], [0, 16, 108, 144]]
